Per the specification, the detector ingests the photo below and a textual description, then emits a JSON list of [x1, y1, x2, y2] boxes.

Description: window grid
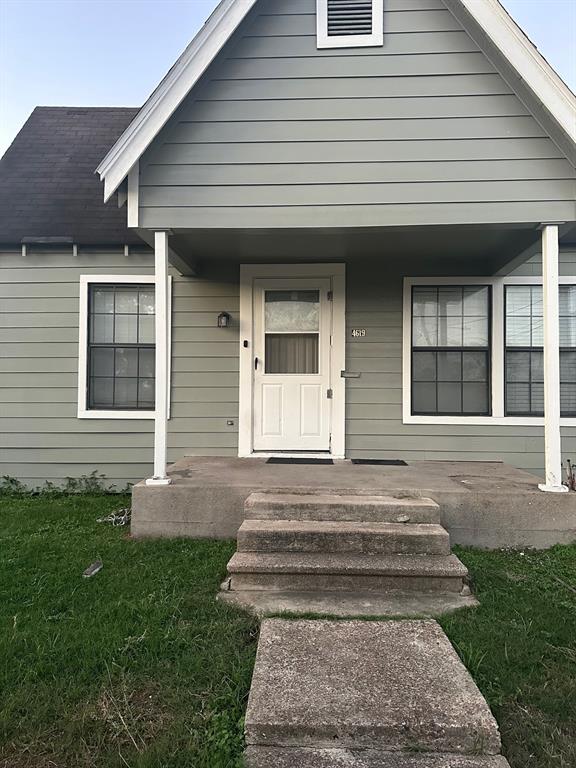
[[87, 284, 155, 411], [411, 286, 491, 417], [505, 285, 576, 417]]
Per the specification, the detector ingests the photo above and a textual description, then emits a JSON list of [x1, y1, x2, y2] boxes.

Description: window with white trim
[[505, 284, 576, 417], [411, 286, 491, 416], [317, 0, 384, 49], [87, 283, 155, 410]]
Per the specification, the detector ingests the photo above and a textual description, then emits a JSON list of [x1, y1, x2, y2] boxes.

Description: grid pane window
[[411, 286, 490, 415], [88, 284, 155, 410], [505, 285, 576, 416]]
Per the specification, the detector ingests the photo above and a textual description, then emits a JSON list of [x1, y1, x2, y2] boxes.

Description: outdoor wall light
[[217, 311, 231, 328]]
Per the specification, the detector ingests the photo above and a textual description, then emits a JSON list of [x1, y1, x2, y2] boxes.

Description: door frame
[[239, 263, 346, 458]]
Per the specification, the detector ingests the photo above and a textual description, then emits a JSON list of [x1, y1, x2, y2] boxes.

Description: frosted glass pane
[[560, 317, 576, 347], [139, 289, 155, 314], [506, 316, 531, 346], [91, 377, 114, 406], [93, 289, 114, 313], [412, 383, 436, 413], [265, 290, 319, 332], [138, 379, 155, 408], [265, 333, 318, 374], [463, 286, 488, 316], [412, 351, 436, 381], [115, 378, 138, 408], [115, 289, 138, 313], [463, 383, 487, 413], [139, 315, 155, 343], [139, 348, 155, 378], [412, 288, 437, 317], [114, 315, 138, 343], [437, 383, 462, 413], [438, 317, 462, 346], [506, 286, 532, 317], [463, 317, 489, 346], [438, 287, 462, 317], [412, 316, 437, 347], [506, 351, 530, 382], [91, 348, 114, 377], [91, 314, 114, 343], [115, 348, 138, 377], [463, 351, 487, 382], [437, 351, 461, 381]]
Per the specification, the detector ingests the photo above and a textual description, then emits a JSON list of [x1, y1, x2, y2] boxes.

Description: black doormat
[[266, 457, 334, 465], [351, 458, 408, 466]]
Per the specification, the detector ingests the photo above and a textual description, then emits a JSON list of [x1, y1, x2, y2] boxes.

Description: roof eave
[[96, 0, 258, 202]]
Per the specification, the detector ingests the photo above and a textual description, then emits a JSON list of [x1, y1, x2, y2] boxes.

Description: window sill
[[403, 414, 576, 427], [78, 409, 155, 420]]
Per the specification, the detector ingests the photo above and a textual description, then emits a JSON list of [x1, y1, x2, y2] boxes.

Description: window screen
[[411, 286, 491, 415], [505, 285, 576, 416], [264, 290, 320, 375], [88, 284, 155, 410]]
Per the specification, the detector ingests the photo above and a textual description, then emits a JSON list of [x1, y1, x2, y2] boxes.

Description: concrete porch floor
[[132, 457, 576, 548]]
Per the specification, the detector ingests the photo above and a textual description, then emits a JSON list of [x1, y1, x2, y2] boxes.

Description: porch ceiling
[[167, 223, 546, 275]]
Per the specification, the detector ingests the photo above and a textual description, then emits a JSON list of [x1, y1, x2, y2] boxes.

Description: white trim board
[[97, 0, 576, 200], [402, 275, 576, 427], [77, 274, 172, 420], [239, 263, 346, 458]]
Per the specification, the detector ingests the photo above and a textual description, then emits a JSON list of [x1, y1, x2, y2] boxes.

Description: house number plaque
[[351, 329, 366, 338]]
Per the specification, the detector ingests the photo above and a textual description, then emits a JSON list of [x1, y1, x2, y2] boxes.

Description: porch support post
[[146, 230, 171, 486], [538, 224, 567, 493]]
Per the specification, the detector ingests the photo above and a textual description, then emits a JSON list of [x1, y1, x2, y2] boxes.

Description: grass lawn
[[1, 494, 575, 767]]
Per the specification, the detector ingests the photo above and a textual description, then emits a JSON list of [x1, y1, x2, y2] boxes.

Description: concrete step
[[244, 492, 441, 524], [245, 746, 511, 768], [226, 551, 468, 592], [245, 620, 502, 754], [219, 588, 478, 618], [237, 519, 450, 555]]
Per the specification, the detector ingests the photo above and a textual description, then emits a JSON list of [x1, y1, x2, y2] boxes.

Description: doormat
[[351, 458, 408, 466], [266, 457, 334, 465]]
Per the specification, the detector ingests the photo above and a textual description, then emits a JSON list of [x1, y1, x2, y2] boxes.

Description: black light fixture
[[217, 311, 231, 328]]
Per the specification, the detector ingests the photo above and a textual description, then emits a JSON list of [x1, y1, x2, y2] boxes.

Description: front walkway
[[132, 458, 576, 548]]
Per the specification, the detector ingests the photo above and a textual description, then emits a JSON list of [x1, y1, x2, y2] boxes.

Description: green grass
[[0, 495, 257, 768], [442, 545, 576, 768], [0, 496, 574, 767]]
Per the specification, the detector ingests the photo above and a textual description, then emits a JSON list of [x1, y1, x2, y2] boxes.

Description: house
[[2, 0, 576, 525]]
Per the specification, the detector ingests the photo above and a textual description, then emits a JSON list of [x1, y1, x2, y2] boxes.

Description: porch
[[132, 457, 576, 549]]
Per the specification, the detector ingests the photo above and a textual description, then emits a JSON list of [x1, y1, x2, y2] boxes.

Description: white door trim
[[239, 263, 346, 458]]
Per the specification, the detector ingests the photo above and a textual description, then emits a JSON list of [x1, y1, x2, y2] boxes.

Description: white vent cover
[[327, 0, 373, 37], [317, 0, 383, 48]]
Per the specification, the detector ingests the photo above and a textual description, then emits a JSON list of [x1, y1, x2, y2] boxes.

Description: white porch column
[[538, 224, 567, 493], [146, 230, 171, 486]]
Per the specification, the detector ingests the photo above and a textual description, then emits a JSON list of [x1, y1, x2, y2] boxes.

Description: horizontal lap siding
[[0, 249, 241, 488], [139, 0, 576, 230], [345, 257, 576, 478]]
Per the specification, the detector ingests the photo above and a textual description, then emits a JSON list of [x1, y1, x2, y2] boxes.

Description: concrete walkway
[[244, 619, 511, 767]]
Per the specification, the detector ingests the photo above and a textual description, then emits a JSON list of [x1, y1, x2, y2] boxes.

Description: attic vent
[[317, 0, 383, 49], [327, 0, 373, 37]]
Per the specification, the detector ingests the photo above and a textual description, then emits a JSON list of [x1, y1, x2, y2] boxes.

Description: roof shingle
[[0, 106, 141, 245]]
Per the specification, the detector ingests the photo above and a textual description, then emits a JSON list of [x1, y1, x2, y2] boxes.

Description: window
[[505, 285, 576, 416], [87, 283, 155, 410], [264, 290, 320, 374], [411, 286, 491, 416], [317, 0, 384, 49]]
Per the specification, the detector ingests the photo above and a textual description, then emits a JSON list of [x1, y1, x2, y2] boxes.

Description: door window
[[264, 290, 320, 374]]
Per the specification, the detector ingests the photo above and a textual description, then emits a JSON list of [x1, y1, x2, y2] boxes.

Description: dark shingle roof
[[0, 106, 142, 245]]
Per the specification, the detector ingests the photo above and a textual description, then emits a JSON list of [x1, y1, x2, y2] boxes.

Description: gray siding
[[0, 248, 240, 488], [139, 0, 576, 230]]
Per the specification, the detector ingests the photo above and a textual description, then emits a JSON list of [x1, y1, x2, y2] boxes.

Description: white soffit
[[97, 0, 576, 201]]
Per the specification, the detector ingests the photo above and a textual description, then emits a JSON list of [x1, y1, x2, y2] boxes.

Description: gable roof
[[97, 0, 576, 202], [0, 106, 141, 246]]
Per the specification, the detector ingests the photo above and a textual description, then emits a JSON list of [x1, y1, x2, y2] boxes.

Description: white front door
[[252, 278, 332, 452]]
